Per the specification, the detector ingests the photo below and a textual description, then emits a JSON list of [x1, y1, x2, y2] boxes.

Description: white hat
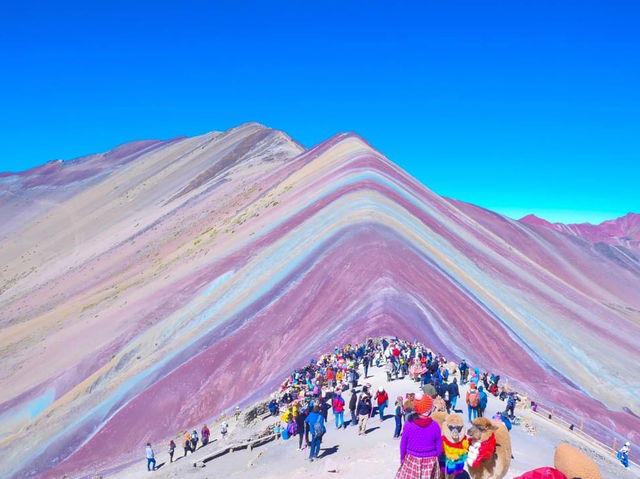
[[378, 386, 384, 392], [625, 441, 631, 446]]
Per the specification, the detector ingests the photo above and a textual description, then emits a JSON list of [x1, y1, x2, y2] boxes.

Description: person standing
[[304, 405, 326, 461], [466, 383, 479, 423], [448, 378, 460, 413], [477, 386, 488, 418], [190, 429, 199, 451], [145, 443, 156, 472], [349, 389, 358, 427], [618, 441, 631, 469], [357, 394, 372, 435], [395, 393, 442, 479], [168, 440, 175, 463], [332, 390, 345, 429], [183, 432, 191, 457], [296, 406, 309, 451], [201, 424, 210, 446], [376, 386, 389, 421], [363, 354, 370, 379], [393, 396, 404, 439]]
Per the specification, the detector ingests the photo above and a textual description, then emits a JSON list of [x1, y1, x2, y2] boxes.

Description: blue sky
[[1, 1, 638, 223]]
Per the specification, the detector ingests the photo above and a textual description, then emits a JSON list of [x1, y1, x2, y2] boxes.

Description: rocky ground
[[115, 364, 638, 479]]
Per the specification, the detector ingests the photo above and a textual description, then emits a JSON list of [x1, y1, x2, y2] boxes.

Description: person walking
[[376, 386, 389, 421], [201, 424, 210, 446], [349, 389, 358, 427], [168, 440, 175, 463], [393, 396, 404, 438], [395, 393, 442, 479], [183, 432, 191, 457], [357, 394, 372, 435], [190, 429, 199, 451], [466, 383, 479, 423], [296, 406, 309, 451], [332, 390, 345, 429], [304, 404, 326, 461], [145, 443, 156, 472], [363, 354, 370, 378]]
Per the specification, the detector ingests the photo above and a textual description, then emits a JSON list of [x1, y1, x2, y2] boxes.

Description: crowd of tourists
[[142, 336, 633, 476]]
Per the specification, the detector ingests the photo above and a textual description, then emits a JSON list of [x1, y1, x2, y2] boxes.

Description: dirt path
[[114, 363, 638, 479]]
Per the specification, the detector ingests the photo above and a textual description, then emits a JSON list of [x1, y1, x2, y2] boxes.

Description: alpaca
[[441, 414, 469, 478], [514, 442, 602, 479], [466, 417, 511, 479]]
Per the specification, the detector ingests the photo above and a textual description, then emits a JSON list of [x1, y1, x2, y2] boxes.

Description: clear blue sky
[[1, 1, 638, 223]]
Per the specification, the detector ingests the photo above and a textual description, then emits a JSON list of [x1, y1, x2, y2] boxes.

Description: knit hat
[[470, 383, 477, 390], [413, 393, 434, 415]]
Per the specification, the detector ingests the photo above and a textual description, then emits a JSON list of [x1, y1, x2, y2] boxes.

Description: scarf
[[467, 433, 496, 468], [412, 416, 433, 428], [442, 436, 469, 461]]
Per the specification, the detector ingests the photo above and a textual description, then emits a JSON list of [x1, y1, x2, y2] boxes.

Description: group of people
[[141, 336, 633, 476]]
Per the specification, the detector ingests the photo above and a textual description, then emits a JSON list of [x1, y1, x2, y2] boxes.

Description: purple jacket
[[400, 418, 443, 463]]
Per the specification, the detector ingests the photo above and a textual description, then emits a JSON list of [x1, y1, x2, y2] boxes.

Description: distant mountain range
[[1, 123, 638, 478], [520, 212, 640, 252]]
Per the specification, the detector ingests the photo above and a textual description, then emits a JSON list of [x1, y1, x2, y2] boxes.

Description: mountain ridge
[[0, 126, 638, 478]]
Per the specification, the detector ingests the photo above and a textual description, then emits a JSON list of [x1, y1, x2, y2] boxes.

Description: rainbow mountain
[[1, 123, 639, 478]]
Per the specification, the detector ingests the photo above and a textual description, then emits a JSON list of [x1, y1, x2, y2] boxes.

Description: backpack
[[313, 418, 325, 437], [468, 391, 479, 407]]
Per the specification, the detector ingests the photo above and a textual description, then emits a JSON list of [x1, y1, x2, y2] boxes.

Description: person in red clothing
[[376, 386, 389, 421], [201, 424, 210, 446], [332, 390, 345, 429]]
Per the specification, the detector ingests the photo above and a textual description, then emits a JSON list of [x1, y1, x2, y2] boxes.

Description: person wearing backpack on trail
[[458, 360, 469, 384], [466, 383, 480, 423], [477, 386, 488, 418], [304, 404, 326, 461], [376, 386, 389, 421], [168, 440, 176, 463], [395, 393, 442, 479], [183, 432, 191, 456], [190, 429, 199, 451], [145, 443, 156, 471], [393, 396, 404, 438], [349, 389, 358, 427], [201, 424, 210, 446], [357, 394, 373, 435], [332, 390, 345, 429]]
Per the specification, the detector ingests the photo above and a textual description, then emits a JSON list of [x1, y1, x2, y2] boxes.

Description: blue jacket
[[305, 412, 325, 437]]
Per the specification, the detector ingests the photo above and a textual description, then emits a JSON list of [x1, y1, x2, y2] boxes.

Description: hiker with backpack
[[190, 429, 199, 451], [466, 383, 480, 423], [618, 441, 631, 469], [304, 404, 326, 461], [145, 443, 156, 471], [332, 390, 345, 429]]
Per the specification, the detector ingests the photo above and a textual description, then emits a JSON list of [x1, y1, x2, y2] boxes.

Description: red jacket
[[376, 391, 389, 406], [332, 396, 345, 413]]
